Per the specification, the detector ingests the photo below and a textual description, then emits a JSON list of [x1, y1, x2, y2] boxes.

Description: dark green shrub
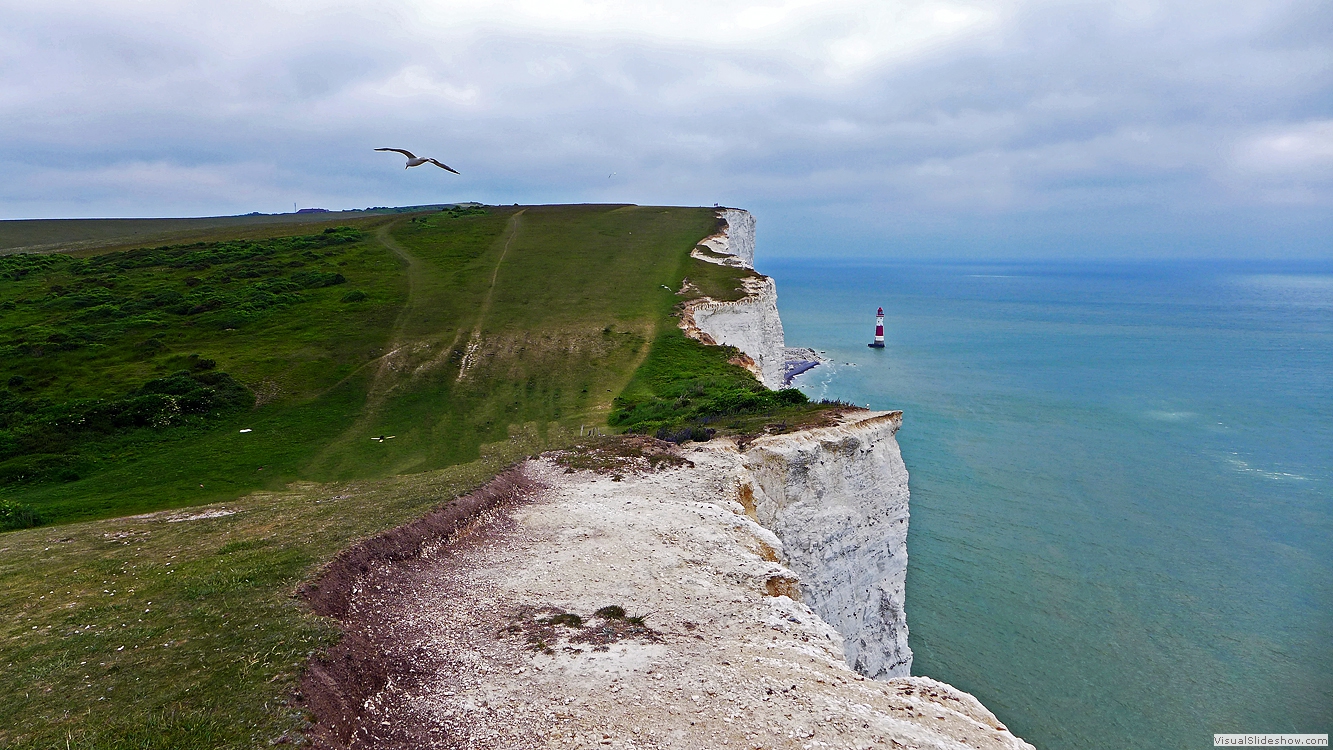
[[134, 338, 166, 354], [0, 498, 43, 531], [595, 605, 626, 620], [0, 370, 254, 478], [542, 613, 584, 628], [607, 328, 814, 437], [290, 271, 345, 288]]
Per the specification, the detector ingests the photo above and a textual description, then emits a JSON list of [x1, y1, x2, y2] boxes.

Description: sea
[[764, 258, 1333, 750]]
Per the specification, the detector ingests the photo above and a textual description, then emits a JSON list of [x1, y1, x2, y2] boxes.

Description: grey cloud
[[1, 0, 1329, 258]]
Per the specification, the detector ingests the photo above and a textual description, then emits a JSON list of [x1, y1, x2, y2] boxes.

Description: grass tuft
[[594, 605, 627, 620]]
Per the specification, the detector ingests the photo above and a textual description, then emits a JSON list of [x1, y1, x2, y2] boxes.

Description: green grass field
[[0, 204, 837, 749], [0, 433, 548, 749], [0, 205, 731, 527]]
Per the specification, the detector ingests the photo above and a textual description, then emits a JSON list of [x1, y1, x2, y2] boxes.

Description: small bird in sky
[[608, 172, 616, 178], [374, 148, 460, 174]]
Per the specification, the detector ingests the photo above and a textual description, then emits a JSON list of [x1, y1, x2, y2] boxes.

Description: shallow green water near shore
[[769, 259, 1332, 749]]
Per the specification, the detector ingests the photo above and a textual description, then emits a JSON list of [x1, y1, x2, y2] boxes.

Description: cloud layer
[[2, 0, 1330, 257]]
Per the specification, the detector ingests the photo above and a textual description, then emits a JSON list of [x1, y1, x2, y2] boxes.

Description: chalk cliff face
[[681, 209, 788, 390], [681, 209, 912, 679], [685, 276, 788, 390], [739, 412, 913, 679], [306, 434, 1033, 749], [696, 208, 755, 267]]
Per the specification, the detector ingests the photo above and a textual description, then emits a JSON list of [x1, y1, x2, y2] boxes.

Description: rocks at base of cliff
[[783, 346, 825, 385]]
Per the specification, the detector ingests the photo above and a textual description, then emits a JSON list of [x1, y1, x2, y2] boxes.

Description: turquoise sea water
[[765, 259, 1333, 749]]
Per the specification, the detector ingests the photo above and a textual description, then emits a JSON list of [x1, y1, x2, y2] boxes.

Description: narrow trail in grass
[[299, 221, 440, 475], [457, 209, 525, 381], [306, 221, 426, 402], [367, 221, 427, 398], [305, 212, 527, 472]]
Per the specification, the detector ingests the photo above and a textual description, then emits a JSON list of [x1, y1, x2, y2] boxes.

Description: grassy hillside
[[0, 205, 721, 527], [303, 204, 722, 481], [0, 203, 844, 749]]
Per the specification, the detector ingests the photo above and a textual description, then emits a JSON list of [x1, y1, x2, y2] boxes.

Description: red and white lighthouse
[[868, 307, 885, 348]]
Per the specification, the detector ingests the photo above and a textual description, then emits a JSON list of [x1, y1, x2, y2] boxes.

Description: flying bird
[[374, 148, 460, 174]]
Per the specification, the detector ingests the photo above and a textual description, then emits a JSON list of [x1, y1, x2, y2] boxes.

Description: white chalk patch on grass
[[165, 509, 237, 523]]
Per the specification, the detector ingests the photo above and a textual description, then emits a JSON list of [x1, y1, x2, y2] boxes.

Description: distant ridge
[[0, 204, 476, 256]]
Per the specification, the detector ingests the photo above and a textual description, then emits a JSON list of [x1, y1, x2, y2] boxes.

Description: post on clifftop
[[869, 307, 886, 349]]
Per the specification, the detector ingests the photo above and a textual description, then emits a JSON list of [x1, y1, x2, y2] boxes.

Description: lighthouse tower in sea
[[868, 307, 885, 348]]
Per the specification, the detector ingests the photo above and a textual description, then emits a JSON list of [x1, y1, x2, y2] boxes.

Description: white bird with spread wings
[[374, 148, 460, 174]]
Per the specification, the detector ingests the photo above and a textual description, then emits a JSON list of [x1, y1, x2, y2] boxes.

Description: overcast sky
[[2, 0, 1330, 258]]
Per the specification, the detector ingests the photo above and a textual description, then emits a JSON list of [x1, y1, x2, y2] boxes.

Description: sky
[[2, 0, 1330, 259]]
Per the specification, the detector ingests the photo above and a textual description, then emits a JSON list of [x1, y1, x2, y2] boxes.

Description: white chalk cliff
[[681, 209, 789, 390], [313, 207, 1033, 746], [741, 411, 913, 679], [337, 433, 1034, 748], [680, 210, 995, 696], [695, 207, 755, 268]]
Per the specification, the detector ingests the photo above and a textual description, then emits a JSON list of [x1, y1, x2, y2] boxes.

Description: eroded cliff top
[[301, 418, 1033, 750]]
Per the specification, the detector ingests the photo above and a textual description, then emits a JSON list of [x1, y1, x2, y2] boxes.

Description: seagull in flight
[[374, 148, 460, 174]]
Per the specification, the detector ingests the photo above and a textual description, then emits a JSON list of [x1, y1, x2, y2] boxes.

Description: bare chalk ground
[[315, 443, 1033, 750]]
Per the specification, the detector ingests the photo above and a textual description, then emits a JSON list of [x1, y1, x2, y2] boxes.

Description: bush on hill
[[0, 227, 364, 494], [0, 368, 254, 486], [609, 328, 809, 441], [441, 205, 488, 218], [0, 498, 44, 531]]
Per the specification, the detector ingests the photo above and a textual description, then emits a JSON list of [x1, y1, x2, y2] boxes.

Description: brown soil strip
[[296, 466, 544, 749]]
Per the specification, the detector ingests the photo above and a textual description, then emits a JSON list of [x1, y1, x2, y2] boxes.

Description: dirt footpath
[[301, 443, 1033, 750]]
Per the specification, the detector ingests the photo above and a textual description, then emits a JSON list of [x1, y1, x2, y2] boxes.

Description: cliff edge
[[301, 427, 1033, 749], [742, 411, 912, 679], [680, 209, 789, 390], [680, 210, 909, 678]]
